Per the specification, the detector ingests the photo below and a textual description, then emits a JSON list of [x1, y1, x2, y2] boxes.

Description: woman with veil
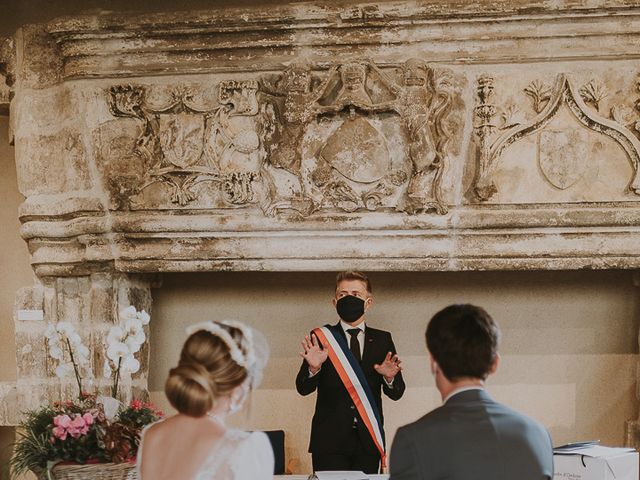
[[136, 320, 273, 479]]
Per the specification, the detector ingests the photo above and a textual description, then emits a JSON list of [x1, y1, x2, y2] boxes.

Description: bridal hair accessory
[[186, 321, 246, 367], [185, 320, 269, 389]]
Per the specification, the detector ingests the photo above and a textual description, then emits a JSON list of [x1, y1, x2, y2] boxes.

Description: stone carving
[[0, 36, 15, 114], [108, 59, 455, 215], [473, 74, 640, 200], [501, 105, 525, 129], [580, 79, 608, 113], [611, 77, 640, 139], [309, 61, 406, 213], [524, 80, 552, 114], [473, 75, 498, 200], [258, 63, 339, 214], [372, 59, 454, 214], [258, 59, 454, 214], [539, 129, 589, 189], [109, 82, 263, 207], [206, 80, 263, 206]]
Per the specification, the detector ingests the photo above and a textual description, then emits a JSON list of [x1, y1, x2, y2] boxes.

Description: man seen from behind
[[389, 304, 553, 480]]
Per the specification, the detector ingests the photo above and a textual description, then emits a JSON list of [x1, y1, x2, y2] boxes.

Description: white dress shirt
[[443, 386, 484, 404], [340, 319, 365, 357]]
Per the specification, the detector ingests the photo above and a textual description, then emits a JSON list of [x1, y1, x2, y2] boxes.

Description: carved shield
[[320, 117, 391, 183], [539, 129, 589, 190], [159, 114, 205, 169]]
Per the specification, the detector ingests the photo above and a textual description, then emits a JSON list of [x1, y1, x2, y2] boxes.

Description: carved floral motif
[[580, 79, 608, 113], [524, 80, 552, 114]]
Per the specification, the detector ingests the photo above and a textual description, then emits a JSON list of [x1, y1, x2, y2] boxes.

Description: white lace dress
[[137, 423, 275, 480]]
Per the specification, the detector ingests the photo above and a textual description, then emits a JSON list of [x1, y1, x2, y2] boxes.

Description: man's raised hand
[[374, 352, 403, 382], [300, 333, 328, 374]]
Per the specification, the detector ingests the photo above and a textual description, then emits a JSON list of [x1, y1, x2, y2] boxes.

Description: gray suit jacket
[[389, 389, 553, 480]]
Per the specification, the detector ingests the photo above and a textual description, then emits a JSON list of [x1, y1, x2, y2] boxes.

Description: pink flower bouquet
[[10, 394, 163, 478], [10, 307, 159, 478]]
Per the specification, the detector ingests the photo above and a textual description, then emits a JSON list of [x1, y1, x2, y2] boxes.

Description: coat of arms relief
[[107, 59, 456, 216], [473, 74, 640, 202], [109, 81, 265, 208]]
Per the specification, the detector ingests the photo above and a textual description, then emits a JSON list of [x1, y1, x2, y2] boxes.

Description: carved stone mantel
[[4, 1, 640, 425], [11, 2, 640, 275]]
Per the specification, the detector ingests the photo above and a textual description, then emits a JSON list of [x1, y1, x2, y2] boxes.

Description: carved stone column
[[0, 274, 152, 425]]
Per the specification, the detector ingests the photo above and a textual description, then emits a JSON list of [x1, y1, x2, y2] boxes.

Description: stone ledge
[[21, 227, 640, 275], [19, 204, 640, 237], [16, 203, 640, 275], [41, 4, 640, 79]]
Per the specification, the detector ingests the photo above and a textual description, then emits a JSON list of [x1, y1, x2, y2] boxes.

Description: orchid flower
[[44, 322, 90, 398], [104, 306, 149, 398]]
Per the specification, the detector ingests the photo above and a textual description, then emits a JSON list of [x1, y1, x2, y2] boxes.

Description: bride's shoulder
[[227, 429, 271, 450], [141, 418, 166, 436]]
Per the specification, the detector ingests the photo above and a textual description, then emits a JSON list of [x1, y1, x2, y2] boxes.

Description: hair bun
[[165, 361, 215, 417]]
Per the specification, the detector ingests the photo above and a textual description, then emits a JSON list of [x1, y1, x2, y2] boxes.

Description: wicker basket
[[36, 462, 137, 480]]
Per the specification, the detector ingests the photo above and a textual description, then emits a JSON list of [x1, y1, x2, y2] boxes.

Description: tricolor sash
[[312, 325, 386, 469]]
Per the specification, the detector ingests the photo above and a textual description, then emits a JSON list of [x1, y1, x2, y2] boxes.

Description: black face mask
[[336, 295, 365, 323]]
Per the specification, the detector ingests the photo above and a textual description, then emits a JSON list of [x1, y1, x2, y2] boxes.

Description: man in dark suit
[[296, 271, 405, 474], [389, 304, 554, 480]]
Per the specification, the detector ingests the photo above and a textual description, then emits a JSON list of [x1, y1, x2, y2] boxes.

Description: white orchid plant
[[44, 306, 150, 400], [104, 306, 150, 398], [44, 322, 92, 396]]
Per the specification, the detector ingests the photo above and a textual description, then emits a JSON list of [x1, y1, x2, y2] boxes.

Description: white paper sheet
[[314, 472, 368, 480]]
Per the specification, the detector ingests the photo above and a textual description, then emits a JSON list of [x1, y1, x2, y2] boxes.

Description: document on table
[[554, 444, 636, 457], [313, 473, 367, 480], [313, 472, 388, 480]]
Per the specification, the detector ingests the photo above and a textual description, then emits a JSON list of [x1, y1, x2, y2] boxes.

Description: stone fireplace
[[1, 1, 640, 473]]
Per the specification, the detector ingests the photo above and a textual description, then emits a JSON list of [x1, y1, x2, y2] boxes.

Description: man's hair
[[335, 271, 372, 294], [426, 304, 500, 381]]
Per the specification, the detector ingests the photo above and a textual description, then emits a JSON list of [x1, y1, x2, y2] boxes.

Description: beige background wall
[[0, 116, 34, 477], [148, 271, 640, 473]]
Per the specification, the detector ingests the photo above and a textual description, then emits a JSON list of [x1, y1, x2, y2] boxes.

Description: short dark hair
[[335, 271, 372, 294], [426, 304, 500, 381]]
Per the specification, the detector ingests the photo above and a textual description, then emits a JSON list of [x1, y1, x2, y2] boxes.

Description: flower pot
[[35, 462, 136, 480]]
